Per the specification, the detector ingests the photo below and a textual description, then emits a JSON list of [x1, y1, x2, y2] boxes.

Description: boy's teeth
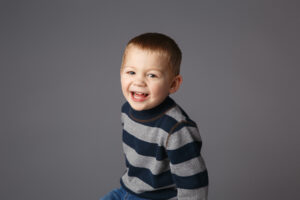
[[133, 92, 148, 97]]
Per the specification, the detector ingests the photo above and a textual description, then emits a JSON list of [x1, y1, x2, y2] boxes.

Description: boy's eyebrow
[[122, 65, 135, 69], [122, 65, 166, 74], [123, 65, 161, 70], [147, 68, 164, 73]]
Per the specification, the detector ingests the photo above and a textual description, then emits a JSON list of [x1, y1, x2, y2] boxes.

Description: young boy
[[101, 33, 208, 200]]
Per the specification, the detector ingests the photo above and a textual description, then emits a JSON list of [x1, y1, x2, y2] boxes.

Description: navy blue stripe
[[123, 130, 168, 160], [128, 96, 176, 120], [171, 120, 197, 133], [120, 179, 177, 200], [167, 141, 202, 164], [125, 158, 174, 188], [128, 114, 178, 134], [172, 170, 209, 189], [121, 102, 130, 113]]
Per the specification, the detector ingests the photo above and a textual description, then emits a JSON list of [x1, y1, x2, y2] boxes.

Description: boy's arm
[[166, 121, 209, 200]]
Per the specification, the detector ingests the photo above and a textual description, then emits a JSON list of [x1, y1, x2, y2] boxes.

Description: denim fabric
[[100, 187, 149, 200]]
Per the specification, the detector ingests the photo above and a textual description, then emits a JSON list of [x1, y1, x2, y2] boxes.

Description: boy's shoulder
[[165, 104, 189, 122], [121, 99, 198, 137], [164, 104, 197, 133], [166, 102, 196, 123]]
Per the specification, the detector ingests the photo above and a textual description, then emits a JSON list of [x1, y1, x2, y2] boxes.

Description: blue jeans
[[100, 187, 149, 200]]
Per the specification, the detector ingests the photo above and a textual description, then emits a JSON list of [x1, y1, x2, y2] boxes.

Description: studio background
[[1, 0, 299, 200]]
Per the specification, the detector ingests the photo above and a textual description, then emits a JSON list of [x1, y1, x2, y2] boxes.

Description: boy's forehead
[[122, 46, 173, 73]]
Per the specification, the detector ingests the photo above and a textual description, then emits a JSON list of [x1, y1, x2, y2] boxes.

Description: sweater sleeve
[[166, 121, 208, 200]]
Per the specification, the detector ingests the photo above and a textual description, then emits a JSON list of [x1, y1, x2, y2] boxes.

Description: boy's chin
[[128, 97, 167, 111], [128, 102, 154, 111], [129, 104, 148, 111]]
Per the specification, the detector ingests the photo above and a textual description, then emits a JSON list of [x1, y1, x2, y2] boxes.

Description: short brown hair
[[122, 32, 182, 76]]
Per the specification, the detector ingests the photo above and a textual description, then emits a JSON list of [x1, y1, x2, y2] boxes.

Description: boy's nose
[[133, 80, 146, 87], [133, 76, 146, 87]]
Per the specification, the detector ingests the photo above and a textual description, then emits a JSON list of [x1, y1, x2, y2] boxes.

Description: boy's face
[[121, 46, 178, 111]]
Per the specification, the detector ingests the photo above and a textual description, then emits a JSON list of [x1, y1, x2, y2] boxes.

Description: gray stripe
[[165, 106, 186, 122], [122, 113, 169, 145], [123, 143, 170, 175], [166, 126, 202, 150], [177, 187, 208, 200], [121, 171, 176, 194], [170, 156, 207, 177]]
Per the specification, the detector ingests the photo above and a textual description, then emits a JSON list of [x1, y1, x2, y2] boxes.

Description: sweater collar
[[129, 96, 176, 121]]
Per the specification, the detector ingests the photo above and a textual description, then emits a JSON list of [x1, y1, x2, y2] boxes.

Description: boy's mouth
[[131, 91, 149, 102]]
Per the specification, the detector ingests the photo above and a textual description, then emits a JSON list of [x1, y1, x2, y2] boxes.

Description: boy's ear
[[169, 75, 183, 94]]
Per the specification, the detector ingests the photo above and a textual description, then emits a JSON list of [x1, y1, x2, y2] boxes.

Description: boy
[[101, 33, 208, 200]]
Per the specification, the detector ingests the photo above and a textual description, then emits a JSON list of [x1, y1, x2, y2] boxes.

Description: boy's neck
[[129, 96, 175, 121]]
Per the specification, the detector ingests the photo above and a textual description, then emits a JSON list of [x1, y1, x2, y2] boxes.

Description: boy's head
[[122, 32, 182, 76], [120, 33, 183, 111]]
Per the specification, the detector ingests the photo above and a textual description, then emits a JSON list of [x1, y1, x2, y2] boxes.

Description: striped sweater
[[120, 96, 208, 200]]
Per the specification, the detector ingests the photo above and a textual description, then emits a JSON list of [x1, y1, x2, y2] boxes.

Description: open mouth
[[131, 91, 149, 102]]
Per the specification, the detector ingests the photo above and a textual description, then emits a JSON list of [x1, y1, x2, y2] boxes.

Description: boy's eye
[[147, 74, 157, 78], [127, 71, 135, 75]]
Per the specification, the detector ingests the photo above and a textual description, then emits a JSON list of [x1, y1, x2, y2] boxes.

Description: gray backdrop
[[1, 0, 299, 200]]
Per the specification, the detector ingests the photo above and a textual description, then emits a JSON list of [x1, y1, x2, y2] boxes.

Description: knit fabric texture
[[120, 96, 208, 200]]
